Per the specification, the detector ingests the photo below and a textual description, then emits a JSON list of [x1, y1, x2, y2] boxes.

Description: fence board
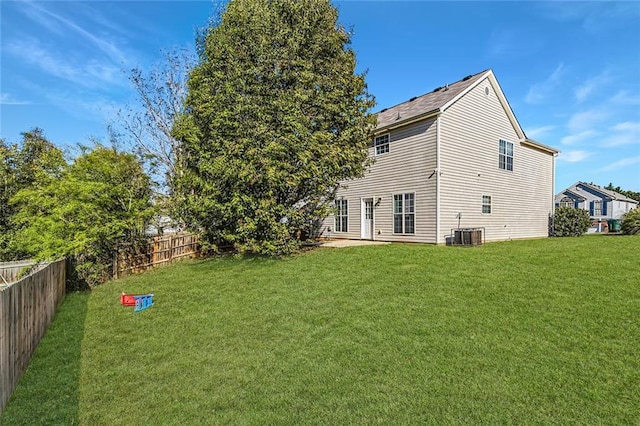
[[0, 259, 66, 413], [0, 260, 37, 286], [116, 233, 199, 278]]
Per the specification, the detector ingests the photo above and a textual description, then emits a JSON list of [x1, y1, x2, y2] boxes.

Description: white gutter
[[552, 152, 557, 231], [436, 114, 441, 244], [373, 109, 441, 136]]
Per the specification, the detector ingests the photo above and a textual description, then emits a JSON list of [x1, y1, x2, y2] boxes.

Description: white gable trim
[[440, 70, 526, 140]]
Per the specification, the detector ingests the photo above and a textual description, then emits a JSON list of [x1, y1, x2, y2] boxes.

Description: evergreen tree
[[173, 0, 376, 255]]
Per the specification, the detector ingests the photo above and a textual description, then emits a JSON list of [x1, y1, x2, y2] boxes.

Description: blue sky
[[1, 1, 639, 192]]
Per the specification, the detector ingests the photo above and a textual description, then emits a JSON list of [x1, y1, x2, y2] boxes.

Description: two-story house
[[555, 182, 638, 231], [322, 69, 559, 244]]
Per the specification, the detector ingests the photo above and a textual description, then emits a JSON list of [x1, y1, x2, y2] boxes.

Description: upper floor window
[[375, 134, 390, 155], [499, 139, 513, 171], [334, 199, 348, 232], [559, 197, 574, 209]]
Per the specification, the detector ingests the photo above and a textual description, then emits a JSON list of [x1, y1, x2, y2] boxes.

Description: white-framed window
[[559, 197, 574, 208], [335, 199, 348, 232], [593, 200, 602, 216], [482, 195, 492, 214], [375, 134, 390, 155], [499, 139, 513, 171], [393, 193, 415, 234]]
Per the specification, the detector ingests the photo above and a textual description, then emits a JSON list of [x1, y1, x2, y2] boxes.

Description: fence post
[[113, 243, 118, 280], [169, 234, 174, 264]]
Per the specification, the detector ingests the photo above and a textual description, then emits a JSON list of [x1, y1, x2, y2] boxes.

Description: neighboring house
[[555, 182, 638, 231], [321, 69, 560, 244]]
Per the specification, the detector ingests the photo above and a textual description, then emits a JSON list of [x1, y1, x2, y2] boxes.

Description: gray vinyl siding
[[439, 78, 554, 242], [322, 118, 437, 242], [611, 200, 637, 219]]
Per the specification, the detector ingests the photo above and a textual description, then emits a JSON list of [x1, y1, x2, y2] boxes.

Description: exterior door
[[361, 198, 374, 240]]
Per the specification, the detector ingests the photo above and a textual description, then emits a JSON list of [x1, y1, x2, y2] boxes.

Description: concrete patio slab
[[320, 239, 391, 248]]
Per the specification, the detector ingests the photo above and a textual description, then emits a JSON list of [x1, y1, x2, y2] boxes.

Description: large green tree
[[0, 129, 66, 260], [173, 0, 376, 255], [11, 145, 154, 286]]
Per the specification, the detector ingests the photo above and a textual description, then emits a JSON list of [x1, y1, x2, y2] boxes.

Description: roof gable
[[375, 69, 527, 141], [556, 182, 639, 204], [577, 182, 639, 204]]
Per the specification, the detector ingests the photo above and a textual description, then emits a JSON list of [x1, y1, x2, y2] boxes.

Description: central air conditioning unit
[[452, 228, 484, 246]]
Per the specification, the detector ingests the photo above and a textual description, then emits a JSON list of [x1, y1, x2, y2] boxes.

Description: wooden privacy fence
[[0, 259, 66, 413], [115, 233, 200, 278], [0, 260, 37, 287]]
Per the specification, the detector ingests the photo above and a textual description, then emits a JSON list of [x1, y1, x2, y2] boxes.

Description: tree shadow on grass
[[0, 290, 89, 424]]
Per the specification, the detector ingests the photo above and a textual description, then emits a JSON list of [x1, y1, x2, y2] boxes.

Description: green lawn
[[2, 236, 639, 424]]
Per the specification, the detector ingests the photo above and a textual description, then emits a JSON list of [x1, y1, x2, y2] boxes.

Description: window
[[482, 195, 492, 214], [335, 199, 348, 232], [593, 200, 602, 216], [393, 193, 415, 234], [499, 139, 513, 171], [559, 197, 574, 208], [375, 134, 389, 155]]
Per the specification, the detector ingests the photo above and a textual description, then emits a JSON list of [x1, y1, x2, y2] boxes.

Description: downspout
[[551, 152, 558, 236], [436, 114, 441, 244]]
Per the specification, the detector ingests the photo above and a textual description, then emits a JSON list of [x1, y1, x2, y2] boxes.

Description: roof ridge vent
[[433, 86, 442, 92], [380, 108, 388, 113], [462, 74, 473, 81], [409, 96, 417, 102]]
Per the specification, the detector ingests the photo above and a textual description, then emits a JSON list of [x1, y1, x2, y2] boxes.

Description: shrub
[[621, 208, 640, 235], [553, 207, 591, 237]]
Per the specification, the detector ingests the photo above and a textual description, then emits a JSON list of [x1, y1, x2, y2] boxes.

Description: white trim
[[440, 70, 491, 112], [374, 133, 390, 155], [334, 199, 348, 233], [360, 197, 375, 240], [436, 115, 441, 244], [374, 110, 440, 135], [392, 192, 416, 235], [482, 194, 492, 214], [499, 139, 514, 172]]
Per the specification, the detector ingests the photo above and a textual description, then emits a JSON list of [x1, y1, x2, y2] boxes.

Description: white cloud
[[574, 70, 612, 103], [527, 125, 556, 139], [611, 121, 640, 133], [557, 150, 591, 163], [600, 121, 640, 147], [609, 90, 640, 106], [0, 93, 30, 105], [600, 156, 640, 172], [567, 109, 610, 133], [5, 38, 124, 89], [17, 1, 127, 64], [561, 130, 598, 145], [525, 63, 565, 104]]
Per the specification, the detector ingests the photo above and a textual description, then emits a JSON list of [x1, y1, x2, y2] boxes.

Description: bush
[[621, 208, 640, 235], [553, 207, 591, 237]]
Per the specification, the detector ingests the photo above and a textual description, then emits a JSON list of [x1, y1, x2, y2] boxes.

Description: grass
[[2, 236, 639, 424]]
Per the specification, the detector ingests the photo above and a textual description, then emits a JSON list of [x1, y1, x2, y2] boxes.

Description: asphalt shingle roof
[[376, 70, 489, 130]]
